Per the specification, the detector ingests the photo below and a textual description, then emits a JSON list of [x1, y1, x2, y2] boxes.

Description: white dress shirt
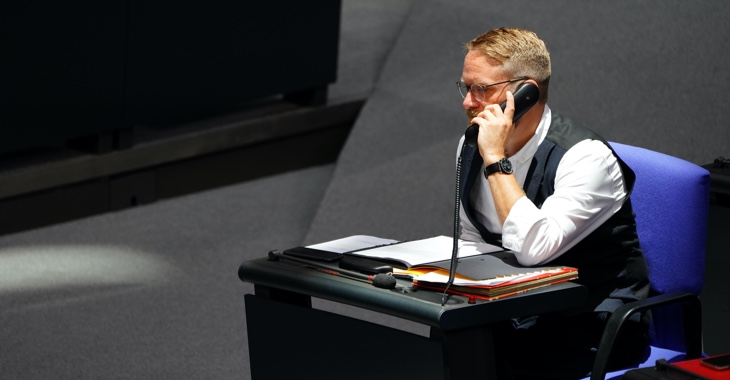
[[457, 106, 627, 266]]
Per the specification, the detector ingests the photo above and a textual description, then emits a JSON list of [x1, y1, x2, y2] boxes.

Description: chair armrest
[[589, 291, 702, 380]]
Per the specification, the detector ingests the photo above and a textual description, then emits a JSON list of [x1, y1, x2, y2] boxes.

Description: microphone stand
[[442, 142, 465, 305]]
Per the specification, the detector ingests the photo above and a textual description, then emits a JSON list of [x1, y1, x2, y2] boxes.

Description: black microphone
[[371, 273, 397, 289], [713, 156, 730, 168], [268, 250, 397, 289]]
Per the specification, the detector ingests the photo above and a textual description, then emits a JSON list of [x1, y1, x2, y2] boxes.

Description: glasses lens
[[457, 82, 468, 99], [457, 82, 485, 101], [470, 84, 484, 101]]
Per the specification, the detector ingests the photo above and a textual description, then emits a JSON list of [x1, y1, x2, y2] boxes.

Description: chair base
[[581, 346, 687, 380]]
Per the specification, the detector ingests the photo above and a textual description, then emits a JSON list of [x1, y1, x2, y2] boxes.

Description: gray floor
[[0, 164, 336, 379], [1, 1, 728, 379]]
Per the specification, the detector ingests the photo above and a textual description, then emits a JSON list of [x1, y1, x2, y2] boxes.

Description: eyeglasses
[[457, 77, 528, 102]]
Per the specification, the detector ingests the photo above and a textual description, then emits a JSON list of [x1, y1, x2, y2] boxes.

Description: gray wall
[[306, 0, 730, 244]]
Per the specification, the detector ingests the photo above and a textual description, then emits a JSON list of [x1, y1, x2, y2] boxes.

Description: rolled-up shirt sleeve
[[501, 139, 627, 266]]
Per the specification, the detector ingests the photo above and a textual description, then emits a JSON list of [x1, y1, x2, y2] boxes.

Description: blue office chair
[[582, 142, 710, 380]]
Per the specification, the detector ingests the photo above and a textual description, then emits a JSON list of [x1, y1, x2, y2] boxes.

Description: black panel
[[0, 1, 127, 153], [125, 0, 342, 124], [245, 294, 445, 380], [0, 1, 341, 154]]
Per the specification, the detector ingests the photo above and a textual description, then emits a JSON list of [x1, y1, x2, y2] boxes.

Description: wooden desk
[[239, 256, 587, 380]]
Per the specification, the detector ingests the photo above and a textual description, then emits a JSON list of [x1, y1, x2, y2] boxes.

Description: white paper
[[306, 235, 399, 254], [351, 235, 502, 267]]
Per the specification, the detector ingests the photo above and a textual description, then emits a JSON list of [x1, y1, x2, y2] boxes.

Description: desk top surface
[[239, 256, 588, 331]]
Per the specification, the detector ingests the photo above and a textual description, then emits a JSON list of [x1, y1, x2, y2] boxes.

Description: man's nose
[[463, 91, 479, 109]]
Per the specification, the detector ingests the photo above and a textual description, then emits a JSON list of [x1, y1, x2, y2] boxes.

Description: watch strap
[[483, 161, 502, 178], [484, 158, 513, 178]]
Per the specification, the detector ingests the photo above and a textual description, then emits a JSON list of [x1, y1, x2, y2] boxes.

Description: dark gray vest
[[460, 112, 650, 314]]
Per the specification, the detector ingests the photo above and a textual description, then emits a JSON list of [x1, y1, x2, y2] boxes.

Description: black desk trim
[[238, 257, 587, 332]]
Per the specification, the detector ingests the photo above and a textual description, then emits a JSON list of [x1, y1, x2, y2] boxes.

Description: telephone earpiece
[[464, 82, 540, 147]]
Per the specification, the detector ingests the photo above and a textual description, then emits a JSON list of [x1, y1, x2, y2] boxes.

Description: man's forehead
[[463, 53, 507, 83]]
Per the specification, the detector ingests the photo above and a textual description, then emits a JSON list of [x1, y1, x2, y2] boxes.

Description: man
[[457, 27, 650, 379]]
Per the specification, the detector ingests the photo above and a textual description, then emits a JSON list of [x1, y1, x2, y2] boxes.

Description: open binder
[[409, 255, 579, 301], [305, 235, 578, 301]]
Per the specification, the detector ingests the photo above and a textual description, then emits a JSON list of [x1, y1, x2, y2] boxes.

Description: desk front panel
[[239, 257, 588, 331], [245, 294, 445, 380]]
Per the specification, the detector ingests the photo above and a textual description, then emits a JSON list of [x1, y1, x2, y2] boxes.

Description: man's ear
[[524, 78, 539, 88]]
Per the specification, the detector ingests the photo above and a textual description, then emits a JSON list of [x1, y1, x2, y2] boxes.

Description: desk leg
[[254, 283, 311, 308], [431, 325, 498, 380]]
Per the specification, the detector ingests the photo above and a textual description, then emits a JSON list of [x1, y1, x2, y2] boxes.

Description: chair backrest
[[609, 142, 710, 351]]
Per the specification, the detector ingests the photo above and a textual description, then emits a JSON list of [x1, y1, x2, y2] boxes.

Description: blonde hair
[[466, 27, 551, 103]]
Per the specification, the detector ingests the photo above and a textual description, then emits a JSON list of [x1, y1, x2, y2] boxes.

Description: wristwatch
[[484, 158, 513, 178]]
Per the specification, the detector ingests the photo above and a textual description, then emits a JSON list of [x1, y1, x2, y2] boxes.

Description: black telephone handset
[[464, 82, 540, 147]]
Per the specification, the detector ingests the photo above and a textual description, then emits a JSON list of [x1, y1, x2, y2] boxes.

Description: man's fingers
[[503, 90, 515, 123]]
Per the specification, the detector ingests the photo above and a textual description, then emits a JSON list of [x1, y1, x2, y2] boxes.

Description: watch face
[[500, 158, 513, 174]]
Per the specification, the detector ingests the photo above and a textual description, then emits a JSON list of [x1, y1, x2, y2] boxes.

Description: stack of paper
[[409, 264, 578, 301], [309, 235, 578, 301], [345, 235, 502, 268]]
